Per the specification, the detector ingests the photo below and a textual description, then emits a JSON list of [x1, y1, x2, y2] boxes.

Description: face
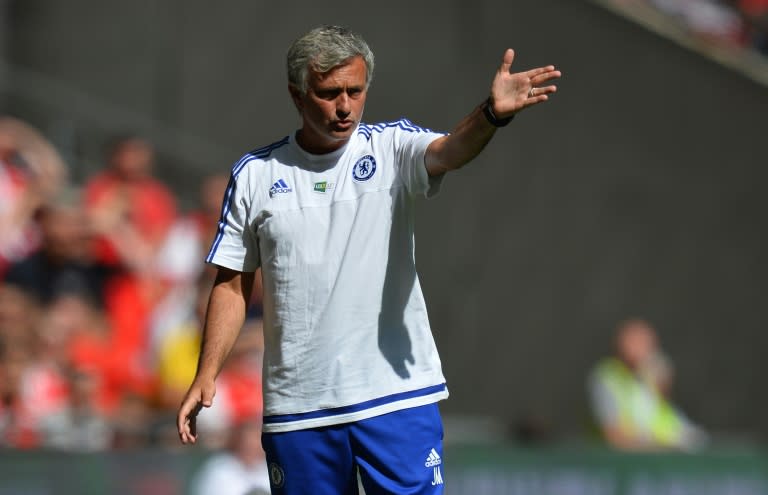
[[110, 138, 154, 180], [290, 56, 368, 154], [617, 321, 657, 370]]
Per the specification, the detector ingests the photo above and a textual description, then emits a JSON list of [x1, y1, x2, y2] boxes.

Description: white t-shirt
[[207, 119, 449, 432]]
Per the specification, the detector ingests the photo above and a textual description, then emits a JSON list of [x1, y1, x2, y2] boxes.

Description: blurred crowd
[[0, 116, 265, 452], [632, 0, 768, 54]]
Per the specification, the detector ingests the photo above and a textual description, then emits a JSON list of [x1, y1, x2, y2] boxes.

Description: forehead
[[309, 56, 367, 88]]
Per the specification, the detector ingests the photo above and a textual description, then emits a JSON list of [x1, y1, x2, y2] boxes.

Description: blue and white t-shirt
[[207, 120, 449, 433]]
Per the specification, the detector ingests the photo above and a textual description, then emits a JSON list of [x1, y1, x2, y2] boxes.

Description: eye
[[315, 89, 340, 100]]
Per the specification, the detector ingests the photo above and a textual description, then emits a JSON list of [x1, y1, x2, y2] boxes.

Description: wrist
[[482, 97, 513, 127]]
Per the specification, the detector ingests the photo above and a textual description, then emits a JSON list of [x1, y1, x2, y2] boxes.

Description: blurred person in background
[[0, 285, 41, 448], [0, 116, 67, 276], [2, 191, 113, 307], [0, 282, 40, 353], [0, 334, 38, 448], [588, 318, 707, 451], [38, 364, 113, 452], [190, 418, 271, 495], [83, 135, 180, 414], [84, 135, 177, 272], [0, 288, 115, 450]]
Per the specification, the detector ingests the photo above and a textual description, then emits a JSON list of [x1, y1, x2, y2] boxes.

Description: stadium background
[[1, 0, 767, 493]]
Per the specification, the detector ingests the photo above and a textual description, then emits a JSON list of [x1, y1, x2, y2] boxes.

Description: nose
[[336, 92, 351, 118]]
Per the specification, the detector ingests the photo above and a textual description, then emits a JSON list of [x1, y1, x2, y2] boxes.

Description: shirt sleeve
[[392, 119, 446, 198], [205, 162, 261, 272]]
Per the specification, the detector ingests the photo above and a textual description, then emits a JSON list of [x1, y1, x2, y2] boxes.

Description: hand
[[489, 49, 561, 118], [177, 378, 216, 445]]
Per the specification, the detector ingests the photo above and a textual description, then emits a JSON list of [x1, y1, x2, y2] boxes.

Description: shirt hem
[[261, 390, 449, 433]]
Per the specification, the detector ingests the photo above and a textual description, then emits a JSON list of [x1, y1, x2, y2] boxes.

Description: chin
[[329, 129, 355, 141]]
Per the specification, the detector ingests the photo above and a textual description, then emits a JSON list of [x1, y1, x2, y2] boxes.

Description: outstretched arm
[[425, 49, 561, 177], [177, 266, 254, 444]]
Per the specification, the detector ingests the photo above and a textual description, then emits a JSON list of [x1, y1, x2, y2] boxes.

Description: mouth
[[332, 119, 355, 131]]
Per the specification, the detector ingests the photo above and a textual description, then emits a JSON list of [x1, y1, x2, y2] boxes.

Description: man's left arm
[[425, 49, 561, 177]]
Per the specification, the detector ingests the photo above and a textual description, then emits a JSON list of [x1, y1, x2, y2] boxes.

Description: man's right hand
[[177, 379, 216, 445]]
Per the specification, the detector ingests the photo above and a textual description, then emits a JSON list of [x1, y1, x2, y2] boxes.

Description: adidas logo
[[424, 448, 441, 467], [269, 179, 292, 197]]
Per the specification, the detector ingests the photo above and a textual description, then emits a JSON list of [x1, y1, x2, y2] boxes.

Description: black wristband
[[482, 98, 513, 127]]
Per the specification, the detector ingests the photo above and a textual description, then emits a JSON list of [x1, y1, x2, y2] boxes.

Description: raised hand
[[489, 49, 561, 118]]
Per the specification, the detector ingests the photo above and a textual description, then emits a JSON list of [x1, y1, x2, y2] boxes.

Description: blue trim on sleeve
[[357, 119, 444, 141], [205, 136, 289, 263]]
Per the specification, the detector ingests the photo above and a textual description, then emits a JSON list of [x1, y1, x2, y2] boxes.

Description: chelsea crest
[[352, 155, 376, 181]]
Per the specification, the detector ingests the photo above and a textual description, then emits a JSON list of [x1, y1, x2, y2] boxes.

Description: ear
[[288, 85, 304, 112]]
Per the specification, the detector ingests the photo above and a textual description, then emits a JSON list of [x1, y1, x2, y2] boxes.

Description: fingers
[[177, 396, 201, 445], [529, 84, 558, 99], [528, 67, 561, 86], [177, 382, 215, 445], [524, 66, 560, 107], [526, 65, 556, 78], [499, 48, 515, 74]]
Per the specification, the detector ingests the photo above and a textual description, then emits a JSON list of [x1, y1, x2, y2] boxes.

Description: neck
[[295, 129, 349, 155]]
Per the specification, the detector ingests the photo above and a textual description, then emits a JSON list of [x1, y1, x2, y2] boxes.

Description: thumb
[[201, 383, 216, 408], [500, 48, 515, 74]]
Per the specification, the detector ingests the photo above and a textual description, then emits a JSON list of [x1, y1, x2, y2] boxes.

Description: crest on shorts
[[269, 462, 285, 488], [352, 155, 376, 182]]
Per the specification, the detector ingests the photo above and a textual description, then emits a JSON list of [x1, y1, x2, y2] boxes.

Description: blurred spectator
[[0, 116, 67, 276], [0, 335, 38, 448], [0, 286, 41, 448], [588, 318, 707, 451], [190, 419, 271, 495], [0, 282, 39, 349], [38, 366, 112, 452], [3, 191, 113, 306], [81, 136, 179, 411], [84, 135, 177, 272]]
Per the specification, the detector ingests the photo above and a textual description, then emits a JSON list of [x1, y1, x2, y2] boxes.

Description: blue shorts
[[261, 403, 445, 495]]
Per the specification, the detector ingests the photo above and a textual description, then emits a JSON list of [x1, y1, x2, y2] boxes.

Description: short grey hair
[[286, 25, 375, 95]]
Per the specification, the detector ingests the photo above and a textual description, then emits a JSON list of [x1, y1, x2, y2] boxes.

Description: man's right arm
[[177, 266, 254, 444]]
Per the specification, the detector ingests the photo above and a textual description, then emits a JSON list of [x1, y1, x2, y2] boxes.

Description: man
[[178, 25, 560, 494], [588, 319, 707, 451]]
